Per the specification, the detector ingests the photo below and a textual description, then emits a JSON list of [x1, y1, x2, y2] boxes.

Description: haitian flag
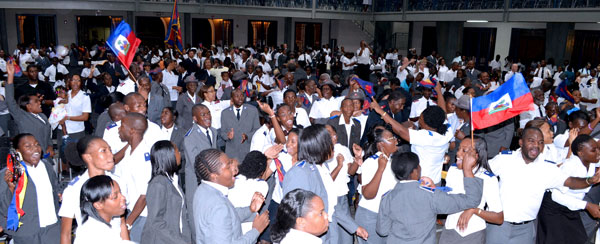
[[107, 21, 141, 70], [351, 76, 375, 98], [165, 0, 184, 55], [555, 79, 575, 104], [471, 73, 533, 130]]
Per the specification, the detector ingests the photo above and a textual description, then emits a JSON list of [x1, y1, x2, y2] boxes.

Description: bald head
[[108, 102, 126, 122], [123, 92, 147, 115], [123, 113, 148, 135]]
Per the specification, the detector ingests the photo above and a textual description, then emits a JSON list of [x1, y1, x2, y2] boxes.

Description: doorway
[[295, 22, 321, 50]]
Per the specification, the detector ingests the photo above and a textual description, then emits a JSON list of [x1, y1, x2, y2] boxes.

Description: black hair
[[239, 151, 267, 179], [469, 135, 492, 173], [388, 89, 405, 102], [162, 106, 178, 118], [362, 127, 388, 160], [76, 135, 103, 160], [123, 92, 143, 106], [390, 151, 420, 181], [389, 77, 401, 87], [17, 94, 36, 111], [283, 89, 297, 98], [521, 126, 543, 139], [443, 92, 456, 102], [568, 110, 590, 124], [80, 175, 116, 227], [12, 133, 34, 150], [421, 106, 448, 135], [298, 125, 333, 165], [297, 79, 307, 91], [571, 134, 595, 158], [195, 148, 225, 182], [270, 189, 319, 243], [150, 140, 179, 180]]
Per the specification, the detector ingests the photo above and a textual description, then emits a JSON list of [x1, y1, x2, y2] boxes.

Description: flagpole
[[470, 95, 474, 148]]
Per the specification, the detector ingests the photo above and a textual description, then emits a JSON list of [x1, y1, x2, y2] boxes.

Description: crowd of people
[[1, 38, 600, 244]]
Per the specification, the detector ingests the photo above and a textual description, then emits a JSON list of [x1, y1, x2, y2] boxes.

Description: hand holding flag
[[106, 21, 141, 70]]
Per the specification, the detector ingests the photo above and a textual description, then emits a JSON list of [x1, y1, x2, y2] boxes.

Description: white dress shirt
[[26, 161, 58, 227], [357, 152, 396, 213], [489, 149, 569, 222], [280, 228, 322, 244], [162, 70, 179, 101], [228, 175, 268, 234], [65, 90, 91, 134], [323, 144, 352, 197], [551, 156, 595, 211], [308, 96, 344, 120], [409, 128, 453, 184], [74, 217, 134, 244]]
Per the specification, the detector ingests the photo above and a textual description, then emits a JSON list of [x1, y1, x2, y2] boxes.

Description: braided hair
[[194, 149, 225, 182]]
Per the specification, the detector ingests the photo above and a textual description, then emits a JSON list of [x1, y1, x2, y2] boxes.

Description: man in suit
[[176, 76, 202, 131], [0, 134, 60, 244], [101, 53, 126, 87], [220, 89, 261, 162], [183, 104, 218, 237], [182, 49, 199, 73], [545, 102, 567, 136], [465, 60, 481, 83], [362, 90, 407, 146], [193, 149, 269, 244], [139, 76, 171, 125], [176, 63, 191, 94], [6, 64, 54, 157], [327, 99, 361, 150]]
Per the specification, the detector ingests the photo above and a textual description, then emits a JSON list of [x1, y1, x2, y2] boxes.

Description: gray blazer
[[282, 161, 359, 243], [193, 182, 259, 244], [176, 92, 202, 131], [377, 177, 483, 244], [0, 159, 60, 239], [466, 68, 481, 82], [183, 123, 218, 238], [6, 83, 53, 153], [141, 174, 193, 244], [220, 104, 260, 162], [147, 82, 171, 125]]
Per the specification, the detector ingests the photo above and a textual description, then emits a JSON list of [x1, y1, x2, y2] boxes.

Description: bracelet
[[478, 208, 482, 215], [269, 114, 276, 118], [589, 124, 594, 131], [381, 112, 387, 118], [586, 177, 592, 186]]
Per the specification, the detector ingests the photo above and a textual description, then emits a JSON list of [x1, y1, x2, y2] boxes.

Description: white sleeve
[[82, 96, 92, 113], [57, 186, 77, 218], [408, 129, 429, 146], [482, 176, 503, 212], [551, 188, 588, 211], [309, 102, 321, 119]]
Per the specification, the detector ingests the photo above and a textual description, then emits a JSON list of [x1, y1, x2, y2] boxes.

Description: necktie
[[206, 129, 212, 146], [538, 106, 544, 118], [274, 158, 286, 186], [426, 100, 431, 108], [236, 108, 241, 120]]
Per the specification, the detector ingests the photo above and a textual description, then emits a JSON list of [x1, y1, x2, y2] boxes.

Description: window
[[295, 22, 321, 50], [248, 20, 277, 48], [16, 15, 57, 48]]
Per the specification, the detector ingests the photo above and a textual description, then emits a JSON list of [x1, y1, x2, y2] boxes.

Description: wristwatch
[[126, 223, 133, 230]]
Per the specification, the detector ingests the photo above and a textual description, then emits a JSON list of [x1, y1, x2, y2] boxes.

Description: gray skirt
[[439, 228, 485, 244]]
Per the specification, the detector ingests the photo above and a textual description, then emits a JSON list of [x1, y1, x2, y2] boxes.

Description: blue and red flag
[[165, 0, 184, 55], [555, 79, 574, 104], [240, 79, 251, 97], [8, 58, 22, 77], [351, 76, 375, 98], [471, 73, 533, 130], [106, 21, 141, 70], [6, 158, 29, 231]]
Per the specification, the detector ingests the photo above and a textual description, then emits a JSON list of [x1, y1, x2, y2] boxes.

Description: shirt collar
[[202, 180, 229, 196], [286, 229, 322, 243], [339, 114, 351, 125]]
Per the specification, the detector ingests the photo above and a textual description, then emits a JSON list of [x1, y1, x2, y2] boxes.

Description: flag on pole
[[165, 0, 184, 55], [106, 21, 141, 70], [471, 73, 533, 130], [555, 79, 575, 104]]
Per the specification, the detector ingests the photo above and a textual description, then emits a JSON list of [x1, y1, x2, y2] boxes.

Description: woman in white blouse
[[74, 175, 132, 244], [537, 134, 600, 244], [439, 136, 503, 244], [271, 189, 329, 244]]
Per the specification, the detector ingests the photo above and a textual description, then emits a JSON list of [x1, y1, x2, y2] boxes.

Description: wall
[[410, 21, 435, 55], [464, 22, 546, 60], [330, 19, 371, 51]]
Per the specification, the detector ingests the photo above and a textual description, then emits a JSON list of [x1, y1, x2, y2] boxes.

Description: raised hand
[[249, 192, 265, 212]]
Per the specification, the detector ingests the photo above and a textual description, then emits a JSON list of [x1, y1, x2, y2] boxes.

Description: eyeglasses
[[384, 136, 397, 143]]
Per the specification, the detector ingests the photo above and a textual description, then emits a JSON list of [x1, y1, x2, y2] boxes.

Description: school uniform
[[324, 144, 355, 244], [309, 96, 345, 125], [193, 181, 260, 244], [486, 150, 570, 244], [280, 229, 322, 244], [228, 175, 268, 234], [409, 97, 436, 119], [142, 174, 193, 244], [356, 153, 396, 244], [536, 156, 594, 244], [118, 137, 154, 243], [58, 170, 122, 232], [220, 104, 261, 162], [327, 115, 361, 150], [250, 124, 274, 153], [283, 161, 360, 244], [183, 123, 217, 239], [202, 100, 231, 130], [440, 165, 502, 244], [147, 81, 171, 125], [74, 217, 134, 244], [297, 92, 320, 114], [409, 128, 454, 184], [176, 91, 202, 131], [377, 177, 483, 244], [0, 159, 60, 244], [102, 119, 168, 155]]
